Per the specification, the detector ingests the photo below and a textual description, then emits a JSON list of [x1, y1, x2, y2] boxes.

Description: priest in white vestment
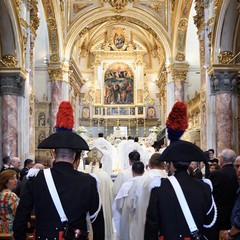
[[126, 153, 168, 240], [112, 150, 141, 199], [83, 148, 115, 240], [92, 133, 114, 175], [117, 137, 128, 170], [119, 136, 147, 170], [112, 161, 145, 240]]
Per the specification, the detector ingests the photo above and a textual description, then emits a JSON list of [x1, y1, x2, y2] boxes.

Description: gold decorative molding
[[172, 68, 188, 82], [50, 54, 60, 62], [218, 51, 234, 64], [73, 3, 91, 14], [48, 68, 64, 81], [95, 89, 101, 104], [175, 19, 188, 61], [47, 18, 57, 31], [42, 1, 60, 61], [111, 15, 127, 22], [144, 3, 164, 15], [137, 89, 143, 104], [30, 1, 40, 32], [178, 18, 188, 31], [0, 55, 18, 67], [169, 63, 189, 82], [104, 0, 133, 10], [60, 0, 64, 13], [175, 52, 185, 61], [29, 87, 35, 103], [194, 0, 205, 32], [143, 76, 154, 104], [110, 28, 128, 51], [187, 92, 201, 131], [200, 83, 206, 114], [171, 0, 176, 12]]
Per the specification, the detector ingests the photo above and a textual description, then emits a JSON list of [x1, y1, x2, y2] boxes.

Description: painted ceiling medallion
[[105, 0, 133, 10]]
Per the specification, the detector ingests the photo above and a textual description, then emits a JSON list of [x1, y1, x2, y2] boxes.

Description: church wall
[[186, 69, 201, 99], [185, 3, 201, 100], [185, 3, 200, 68], [35, 68, 50, 102], [34, 2, 49, 67]]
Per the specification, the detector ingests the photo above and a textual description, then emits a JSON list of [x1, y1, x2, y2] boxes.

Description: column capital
[[47, 62, 69, 81], [167, 62, 189, 82], [210, 70, 240, 95], [0, 68, 27, 96]]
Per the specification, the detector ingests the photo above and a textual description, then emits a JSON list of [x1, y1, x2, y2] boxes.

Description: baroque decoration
[[0, 55, 18, 67], [105, 0, 133, 10]]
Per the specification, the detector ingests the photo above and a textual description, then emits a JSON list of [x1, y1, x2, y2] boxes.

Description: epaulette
[[26, 169, 41, 179], [150, 176, 162, 189]]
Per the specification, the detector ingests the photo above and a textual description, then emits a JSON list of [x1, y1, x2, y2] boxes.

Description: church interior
[[0, 0, 239, 166]]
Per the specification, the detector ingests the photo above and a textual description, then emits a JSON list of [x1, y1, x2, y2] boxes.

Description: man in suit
[[189, 161, 203, 179], [19, 158, 34, 181], [13, 131, 104, 240], [210, 148, 238, 239], [224, 155, 240, 239], [144, 140, 216, 240]]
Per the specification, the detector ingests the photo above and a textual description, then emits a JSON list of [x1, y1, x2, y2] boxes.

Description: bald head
[[219, 149, 236, 167], [10, 157, 21, 169]]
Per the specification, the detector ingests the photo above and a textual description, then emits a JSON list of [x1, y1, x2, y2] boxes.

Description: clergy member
[[126, 153, 168, 240], [113, 161, 145, 240]]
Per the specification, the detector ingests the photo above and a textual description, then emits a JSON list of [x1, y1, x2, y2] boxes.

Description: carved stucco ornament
[[218, 51, 234, 64], [105, 0, 133, 10], [0, 55, 18, 67]]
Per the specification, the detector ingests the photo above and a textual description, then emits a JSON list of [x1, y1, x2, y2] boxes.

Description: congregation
[[1, 136, 240, 240], [1, 101, 240, 240]]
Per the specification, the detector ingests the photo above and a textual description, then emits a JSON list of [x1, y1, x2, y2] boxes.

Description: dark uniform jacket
[[13, 162, 104, 240], [144, 170, 215, 240], [210, 164, 238, 230]]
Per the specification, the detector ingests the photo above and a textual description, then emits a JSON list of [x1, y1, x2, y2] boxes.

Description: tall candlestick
[[90, 119, 93, 137], [98, 119, 100, 134], [136, 118, 139, 136], [105, 119, 108, 136], [128, 119, 131, 136], [143, 118, 146, 137]]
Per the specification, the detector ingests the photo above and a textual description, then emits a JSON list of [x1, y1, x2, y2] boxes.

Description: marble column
[[169, 62, 189, 102], [0, 73, 25, 157], [48, 68, 63, 132], [210, 71, 239, 153]]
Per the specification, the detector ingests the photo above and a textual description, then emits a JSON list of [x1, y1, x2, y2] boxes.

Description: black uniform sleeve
[[92, 207, 105, 240], [13, 178, 34, 240], [88, 176, 105, 240], [144, 187, 160, 240]]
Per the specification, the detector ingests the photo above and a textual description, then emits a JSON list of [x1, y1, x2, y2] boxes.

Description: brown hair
[[0, 170, 17, 192]]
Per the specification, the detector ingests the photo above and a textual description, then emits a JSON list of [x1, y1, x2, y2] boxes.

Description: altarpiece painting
[[104, 63, 134, 104]]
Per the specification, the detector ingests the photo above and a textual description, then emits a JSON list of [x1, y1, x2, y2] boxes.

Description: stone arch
[[0, 1, 23, 67], [212, 0, 239, 63], [64, 10, 171, 62], [41, 0, 62, 62], [172, 0, 194, 62]]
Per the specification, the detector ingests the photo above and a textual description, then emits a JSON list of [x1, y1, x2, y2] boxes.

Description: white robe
[[126, 169, 168, 240], [117, 139, 128, 170], [83, 165, 114, 240], [112, 167, 133, 200], [92, 137, 114, 176], [113, 177, 141, 240]]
